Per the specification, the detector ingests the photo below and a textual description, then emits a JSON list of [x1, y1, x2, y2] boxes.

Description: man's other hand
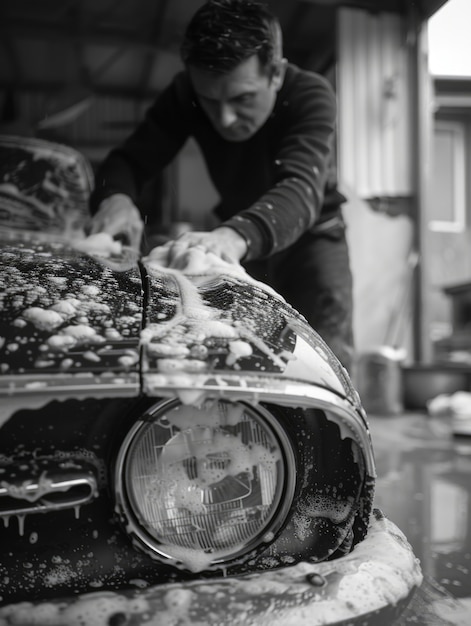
[[90, 194, 144, 251]]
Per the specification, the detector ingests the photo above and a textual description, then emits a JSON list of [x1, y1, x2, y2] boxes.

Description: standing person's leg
[[273, 224, 354, 373]]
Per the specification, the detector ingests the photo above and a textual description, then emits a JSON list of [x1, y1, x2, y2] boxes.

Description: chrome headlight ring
[[114, 398, 296, 573]]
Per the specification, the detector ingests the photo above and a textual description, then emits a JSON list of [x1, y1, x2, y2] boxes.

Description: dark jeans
[[243, 221, 354, 373]]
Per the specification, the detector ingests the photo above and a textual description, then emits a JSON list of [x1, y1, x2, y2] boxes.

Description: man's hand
[[90, 194, 144, 251], [163, 227, 248, 268]]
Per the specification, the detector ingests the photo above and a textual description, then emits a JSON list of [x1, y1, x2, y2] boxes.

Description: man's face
[[188, 55, 285, 142]]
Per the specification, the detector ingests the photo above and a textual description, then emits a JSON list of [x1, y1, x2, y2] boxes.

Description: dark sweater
[[90, 64, 345, 261]]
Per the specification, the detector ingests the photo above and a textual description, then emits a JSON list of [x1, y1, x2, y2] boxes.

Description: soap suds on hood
[[73, 233, 123, 259], [140, 247, 289, 386]]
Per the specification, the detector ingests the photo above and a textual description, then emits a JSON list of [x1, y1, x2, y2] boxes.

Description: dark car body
[[0, 137, 422, 625]]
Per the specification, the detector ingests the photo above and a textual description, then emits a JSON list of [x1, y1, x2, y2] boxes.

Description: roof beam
[[0, 79, 160, 101], [299, 0, 449, 19], [2, 17, 180, 52], [298, 0, 404, 11]]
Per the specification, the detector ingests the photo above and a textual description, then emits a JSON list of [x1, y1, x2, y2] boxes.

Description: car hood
[[0, 231, 143, 397], [1, 233, 361, 408]]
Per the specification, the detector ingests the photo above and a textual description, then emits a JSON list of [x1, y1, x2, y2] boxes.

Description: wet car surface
[[0, 136, 423, 625]]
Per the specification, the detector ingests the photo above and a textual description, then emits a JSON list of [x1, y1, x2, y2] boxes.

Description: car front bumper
[[0, 511, 422, 626]]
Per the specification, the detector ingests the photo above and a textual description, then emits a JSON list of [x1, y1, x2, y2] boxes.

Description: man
[[90, 0, 353, 371]]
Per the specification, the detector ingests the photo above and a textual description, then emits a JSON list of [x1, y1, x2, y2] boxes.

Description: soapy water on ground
[[398, 576, 471, 625]]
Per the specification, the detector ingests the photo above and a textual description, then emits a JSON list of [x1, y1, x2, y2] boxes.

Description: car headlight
[[115, 398, 296, 572]]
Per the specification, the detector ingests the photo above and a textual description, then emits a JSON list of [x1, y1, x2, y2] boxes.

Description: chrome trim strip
[[142, 376, 375, 476], [0, 473, 98, 517], [0, 374, 139, 398]]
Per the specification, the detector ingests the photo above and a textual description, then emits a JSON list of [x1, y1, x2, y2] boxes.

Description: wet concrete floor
[[368, 412, 471, 624]]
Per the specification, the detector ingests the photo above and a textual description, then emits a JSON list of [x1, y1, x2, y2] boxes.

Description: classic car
[[0, 136, 422, 625]]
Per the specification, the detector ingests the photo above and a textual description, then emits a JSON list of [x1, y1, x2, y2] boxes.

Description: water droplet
[[306, 572, 326, 587]]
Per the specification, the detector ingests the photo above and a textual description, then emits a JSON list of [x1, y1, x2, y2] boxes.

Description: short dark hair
[[180, 0, 283, 75]]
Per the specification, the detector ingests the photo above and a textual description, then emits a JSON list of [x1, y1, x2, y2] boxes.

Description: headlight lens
[[116, 399, 295, 570]]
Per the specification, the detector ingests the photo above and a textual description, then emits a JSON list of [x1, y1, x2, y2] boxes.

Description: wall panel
[[337, 8, 413, 198]]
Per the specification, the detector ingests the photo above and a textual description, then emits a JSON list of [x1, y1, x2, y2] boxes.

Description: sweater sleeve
[[90, 73, 192, 214], [223, 71, 337, 260]]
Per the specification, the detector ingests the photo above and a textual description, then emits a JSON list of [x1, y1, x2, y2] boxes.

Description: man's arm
[[88, 73, 193, 247], [224, 71, 338, 261]]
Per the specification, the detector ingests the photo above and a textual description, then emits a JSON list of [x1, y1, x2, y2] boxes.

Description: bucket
[[356, 347, 406, 415]]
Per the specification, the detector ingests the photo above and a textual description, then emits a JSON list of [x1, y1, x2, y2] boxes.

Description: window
[[429, 120, 466, 232]]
